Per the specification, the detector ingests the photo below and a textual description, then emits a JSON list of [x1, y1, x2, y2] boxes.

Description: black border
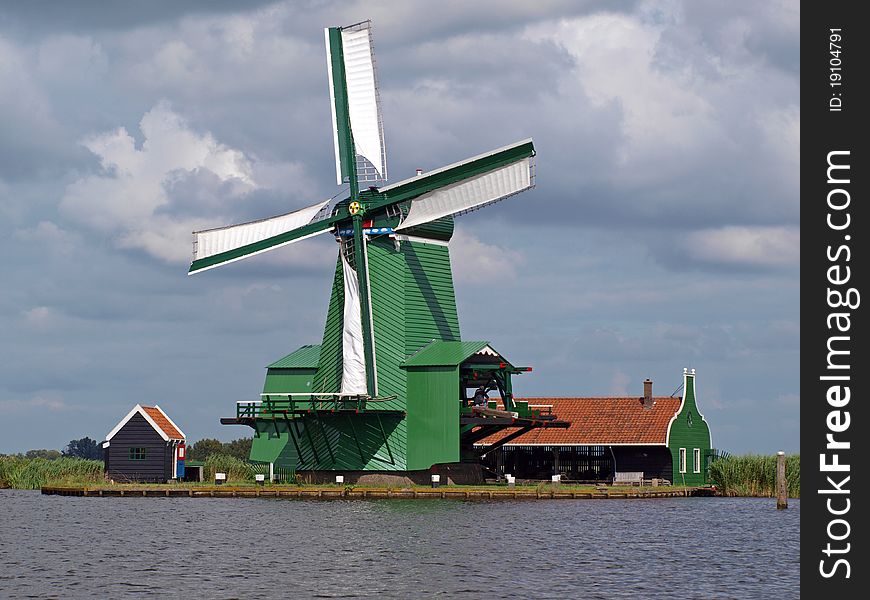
[[802, 2, 867, 595]]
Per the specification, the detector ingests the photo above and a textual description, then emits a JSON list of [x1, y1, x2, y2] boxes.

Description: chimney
[[415, 168, 423, 176], [642, 378, 654, 410]]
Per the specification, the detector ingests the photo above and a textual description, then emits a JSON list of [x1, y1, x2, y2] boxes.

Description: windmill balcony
[[236, 394, 386, 418]]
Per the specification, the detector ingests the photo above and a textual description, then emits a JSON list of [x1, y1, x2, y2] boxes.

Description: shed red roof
[[476, 397, 681, 446], [142, 406, 184, 440]]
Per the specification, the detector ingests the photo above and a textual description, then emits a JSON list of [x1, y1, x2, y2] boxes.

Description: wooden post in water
[[776, 451, 788, 509]]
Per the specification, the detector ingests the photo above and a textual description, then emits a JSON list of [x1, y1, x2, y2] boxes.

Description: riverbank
[[41, 483, 713, 499]]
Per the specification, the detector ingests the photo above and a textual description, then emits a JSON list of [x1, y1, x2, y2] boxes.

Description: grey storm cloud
[[0, 1, 798, 454]]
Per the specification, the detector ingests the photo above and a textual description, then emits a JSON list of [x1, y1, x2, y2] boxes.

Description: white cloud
[[0, 36, 72, 177], [758, 104, 800, 190], [60, 102, 262, 264], [36, 34, 108, 86], [22, 306, 61, 329], [19, 305, 89, 333], [0, 393, 70, 412], [682, 225, 799, 269], [521, 6, 799, 231], [449, 227, 524, 284], [526, 12, 719, 171], [14, 221, 81, 256], [118, 7, 314, 101]]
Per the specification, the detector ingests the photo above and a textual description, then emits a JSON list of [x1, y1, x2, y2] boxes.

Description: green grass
[[0, 456, 105, 490], [709, 453, 800, 498]]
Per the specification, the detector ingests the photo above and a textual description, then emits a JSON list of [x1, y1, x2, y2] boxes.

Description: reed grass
[[203, 453, 255, 482], [709, 453, 800, 498], [0, 456, 104, 490]]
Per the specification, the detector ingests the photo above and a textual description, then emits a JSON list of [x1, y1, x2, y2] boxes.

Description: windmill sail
[[325, 21, 387, 186], [189, 199, 331, 274], [395, 157, 531, 231], [385, 139, 535, 231], [339, 249, 368, 395]]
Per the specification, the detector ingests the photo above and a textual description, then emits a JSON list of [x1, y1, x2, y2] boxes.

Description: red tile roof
[[476, 397, 681, 446], [142, 406, 184, 440]]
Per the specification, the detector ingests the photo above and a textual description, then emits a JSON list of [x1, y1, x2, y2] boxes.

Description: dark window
[[129, 447, 147, 461]]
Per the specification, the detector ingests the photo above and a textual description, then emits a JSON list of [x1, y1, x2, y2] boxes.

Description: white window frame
[[679, 448, 687, 473], [693, 448, 701, 473]]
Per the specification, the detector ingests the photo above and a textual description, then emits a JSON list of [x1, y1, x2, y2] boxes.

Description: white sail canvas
[[192, 199, 330, 266], [341, 27, 386, 181], [340, 250, 368, 395], [395, 158, 532, 231]]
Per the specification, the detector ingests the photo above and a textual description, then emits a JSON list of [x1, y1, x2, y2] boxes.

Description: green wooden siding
[[403, 241, 460, 355], [368, 237, 408, 412], [283, 413, 405, 471], [262, 369, 316, 394], [667, 373, 712, 486], [249, 421, 295, 464], [401, 215, 455, 243], [268, 345, 321, 369], [365, 238, 408, 463], [406, 366, 460, 469], [311, 255, 345, 395]]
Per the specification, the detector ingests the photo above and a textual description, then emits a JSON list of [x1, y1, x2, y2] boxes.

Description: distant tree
[[223, 438, 253, 461], [188, 438, 252, 461], [188, 438, 225, 461], [63, 437, 103, 460], [25, 449, 62, 460]]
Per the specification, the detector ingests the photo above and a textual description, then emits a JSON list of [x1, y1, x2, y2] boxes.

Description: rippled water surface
[[0, 490, 799, 599]]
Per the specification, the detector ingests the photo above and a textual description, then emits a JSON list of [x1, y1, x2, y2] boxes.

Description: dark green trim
[[353, 214, 376, 395], [328, 26, 359, 200], [328, 27, 353, 187]]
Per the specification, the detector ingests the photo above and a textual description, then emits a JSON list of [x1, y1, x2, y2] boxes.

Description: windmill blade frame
[[188, 199, 333, 275], [325, 20, 387, 187], [394, 155, 533, 231], [363, 138, 535, 228]]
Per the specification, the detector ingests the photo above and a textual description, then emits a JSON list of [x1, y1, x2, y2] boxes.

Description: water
[[0, 490, 799, 599]]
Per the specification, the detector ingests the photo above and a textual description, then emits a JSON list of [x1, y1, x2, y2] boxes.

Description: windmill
[[191, 20, 566, 480]]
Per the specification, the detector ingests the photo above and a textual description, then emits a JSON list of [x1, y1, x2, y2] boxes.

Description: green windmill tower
[[190, 20, 566, 482]]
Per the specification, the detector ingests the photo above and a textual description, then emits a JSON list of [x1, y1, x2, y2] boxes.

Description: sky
[[0, 1, 799, 454]]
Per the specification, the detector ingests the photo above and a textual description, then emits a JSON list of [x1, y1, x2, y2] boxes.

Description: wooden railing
[[236, 394, 399, 418]]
